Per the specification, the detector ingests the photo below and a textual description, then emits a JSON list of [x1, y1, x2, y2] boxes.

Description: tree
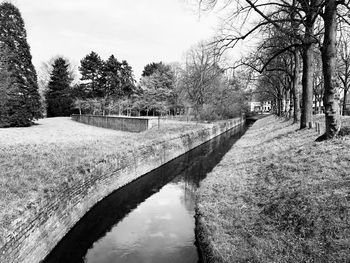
[[313, 50, 324, 114], [101, 55, 123, 100], [0, 43, 11, 126], [179, 43, 221, 119], [199, 0, 319, 128], [337, 26, 350, 116], [102, 56, 135, 100], [198, 0, 350, 138], [319, 0, 340, 139], [142, 62, 167, 77], [0, 2, 42, 127], [139, 62, 176, 115], [74, 53, 136, 116], [239, 21, 302, 121], [179, 43, 246, 120], [78, 53, 135, 100], [119, 60, 135, 97], [79, 51, 104, 98], [45, 57, 73, 117], [38, 56, 77, 116]]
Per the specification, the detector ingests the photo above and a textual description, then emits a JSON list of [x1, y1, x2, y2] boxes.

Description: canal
[[43, 124, 246, 263]]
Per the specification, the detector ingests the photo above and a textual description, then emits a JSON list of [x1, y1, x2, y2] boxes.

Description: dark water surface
[[43, 124, 246, 263]]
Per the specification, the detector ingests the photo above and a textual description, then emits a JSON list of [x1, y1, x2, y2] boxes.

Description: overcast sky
[[12, 0, 219, 79]]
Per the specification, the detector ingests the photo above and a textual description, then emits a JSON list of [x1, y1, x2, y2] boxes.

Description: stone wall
[[71, 114, 151, 132], [0, 118, 244, 263]]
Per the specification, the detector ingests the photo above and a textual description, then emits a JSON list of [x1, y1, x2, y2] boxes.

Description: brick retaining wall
[[0, 117, 244, 263], [71, 114, 153, 132]]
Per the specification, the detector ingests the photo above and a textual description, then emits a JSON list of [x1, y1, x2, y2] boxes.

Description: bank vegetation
[[0, 117, 207, 246], [197, 115, 350, 262]]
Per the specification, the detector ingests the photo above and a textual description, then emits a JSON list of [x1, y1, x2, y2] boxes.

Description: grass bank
[[0, 117, 209, 246], [197, 115, 350, 262]]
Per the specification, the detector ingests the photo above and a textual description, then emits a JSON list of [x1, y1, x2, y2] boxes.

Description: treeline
[[0, 1, 248, 127], [45, 52, 137, 117], [45, 49, 246, 121], [32, 43, 248, 120], [44, 56, 180, 117], [199, 0, 350, 140]]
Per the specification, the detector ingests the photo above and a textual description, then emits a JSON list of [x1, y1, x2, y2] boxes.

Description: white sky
[[12, 0, 220, 80]]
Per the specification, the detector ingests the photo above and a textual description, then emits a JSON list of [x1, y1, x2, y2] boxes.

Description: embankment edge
[[0, 117, 244, 263]]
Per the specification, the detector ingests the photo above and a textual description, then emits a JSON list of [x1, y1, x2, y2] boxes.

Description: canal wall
[[71, 114, 161, 132], [0, 118, 244, 263]]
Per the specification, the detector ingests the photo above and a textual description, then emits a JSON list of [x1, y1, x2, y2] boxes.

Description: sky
[[12, 0, 220, 80]]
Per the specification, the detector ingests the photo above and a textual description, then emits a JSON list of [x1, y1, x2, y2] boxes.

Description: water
[[43, 125, 245, 263]]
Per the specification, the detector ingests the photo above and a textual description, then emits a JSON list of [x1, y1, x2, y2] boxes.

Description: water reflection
[[43, 125, 245, 263], [85, 183, 197, 263]]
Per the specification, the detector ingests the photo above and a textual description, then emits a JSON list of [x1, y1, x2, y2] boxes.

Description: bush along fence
[[71, 114, 161, 132]]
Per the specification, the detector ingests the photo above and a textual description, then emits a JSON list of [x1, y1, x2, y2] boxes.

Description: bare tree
[[236, 20, 302, 122], [179, 43, 222, 119], [319, 0, 340, 139], [337, 23, 350, 116], [198, 0, 350, 139], [313, 49, 324, 114], [199, 0, 321, 128]]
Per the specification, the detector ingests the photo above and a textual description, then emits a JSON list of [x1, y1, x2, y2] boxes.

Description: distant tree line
[[199, 0, 350, 140], [0, 2, 248, 127], [44, 52, 136, 117]]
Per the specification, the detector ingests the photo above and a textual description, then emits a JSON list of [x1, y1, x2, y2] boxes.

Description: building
[[249, 101, 272, 113]]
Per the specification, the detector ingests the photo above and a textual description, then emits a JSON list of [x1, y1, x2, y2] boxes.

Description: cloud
[[13, 0, 218, 78]]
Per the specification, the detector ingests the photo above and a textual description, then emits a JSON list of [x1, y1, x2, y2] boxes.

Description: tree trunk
[[292, 49, 301, 123], [289, 86, 293, 119], [276, 91, 283, 117], [301, 38, 315, 129], [320, 0, 340, 139], [285, 88, 290, 115], [280, 97, 283, 116], [343, 88, 348, 116]]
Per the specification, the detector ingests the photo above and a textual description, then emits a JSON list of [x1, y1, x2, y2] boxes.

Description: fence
[[312, 115, 350, 135], [313, 121, 324, 135], [71, 114, 160, 132]]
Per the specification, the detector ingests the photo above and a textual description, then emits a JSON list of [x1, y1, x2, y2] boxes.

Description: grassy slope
[[197, 115, 350, 262], [0, 117, 207, 245]]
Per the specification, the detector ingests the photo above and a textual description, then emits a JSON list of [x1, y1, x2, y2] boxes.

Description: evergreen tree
[[120, 60, 135, 97], [0, 43, 11, 126], [102, 56, 135, 100], [79, 51, 104, 98], [0, 2, 42, 127], [45, 57, 72, 117], [102, 55, 122, 99], [142, 62, 166, 77], [139, 62, 176, 115]]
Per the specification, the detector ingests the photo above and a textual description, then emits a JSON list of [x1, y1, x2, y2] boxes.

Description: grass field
[[0, 117, 207, 246], [197, 115, 350, 262]]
